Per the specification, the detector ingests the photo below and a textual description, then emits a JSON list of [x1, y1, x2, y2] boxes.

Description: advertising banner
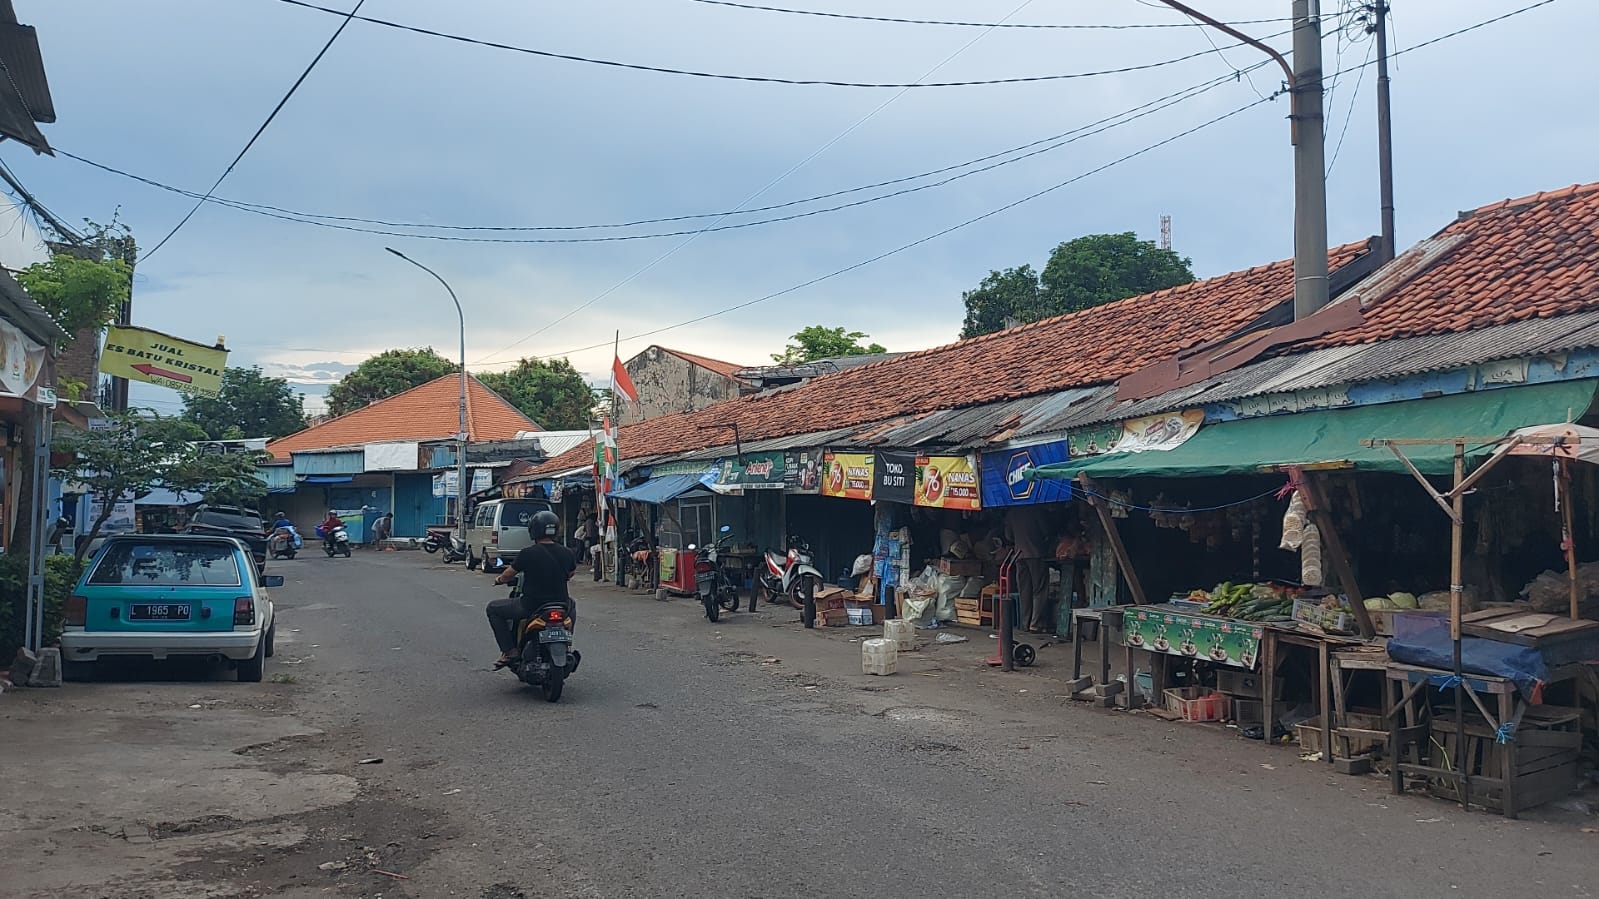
[[1123, 606, 1263, 670], [712, 451, 786, 491], [981, 440, 1072, 507], [786, 449, 823, 494], [913, 454, 981, 510], [821, 452, 873, 500], [0, 315, 46, 400], [1112, 409, 1204, 453], [100, 326, 228, 397], [872, 451, 916, 504]]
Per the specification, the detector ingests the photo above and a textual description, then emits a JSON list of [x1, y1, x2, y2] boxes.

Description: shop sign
[[87, 492, 137, 536], [913, 454, 981, 510], [786, 449, 823, 494], [712, 451, 786, 490], [980, 441, 1071, 507], [821, 452, 874, 500], [1068, 424, 1121, 457], [1112, 409, 1204, 453], [1123, 607, 1263, 670], [872, 451, 916, 504], [0, 314, 46, 400], [100, 326, 228, 398]]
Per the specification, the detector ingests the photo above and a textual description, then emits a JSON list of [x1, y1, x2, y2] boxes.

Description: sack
[[1280, 492, 1306, 550]]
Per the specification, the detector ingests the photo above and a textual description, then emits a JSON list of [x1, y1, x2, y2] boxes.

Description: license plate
[[130, 603, 191, 621], [538, 627, 570, 643]]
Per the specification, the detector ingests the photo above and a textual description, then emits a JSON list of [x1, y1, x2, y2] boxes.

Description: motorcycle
[[691, 525, 740, 623], [422, 526, 469, 563], [268, 526, 300, 560], [504, 588, 581, 702], [319, 524, 353, 558], [757, 536, 825, 628]]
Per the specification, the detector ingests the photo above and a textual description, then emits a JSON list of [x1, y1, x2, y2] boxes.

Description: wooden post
[[1079, 475, 1147, 605], [1450, 440, 1470, 809], [1561, 459, 1580, 620], [1296, 470, 1376, 637]]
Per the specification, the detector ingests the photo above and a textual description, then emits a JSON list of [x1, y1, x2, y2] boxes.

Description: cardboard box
[[937, 558, 983, 577]]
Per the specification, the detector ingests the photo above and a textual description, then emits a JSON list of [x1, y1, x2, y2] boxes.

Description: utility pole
[[1290, 0, 1330, 319], [1372, 0, 1396, 263]]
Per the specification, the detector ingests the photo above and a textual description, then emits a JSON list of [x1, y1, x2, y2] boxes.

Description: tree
[[475, 357, 593, 429], [772, 325, 887, 365], [52, 412, 269, 559], [959, 233, 1195, 338], [326, 348, 457, 417], [15, 252, 130, 345], [181, 367, 307, 440]]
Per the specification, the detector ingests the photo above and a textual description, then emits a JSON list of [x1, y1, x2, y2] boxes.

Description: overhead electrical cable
[[141, 0, 368, 261], [682, 0, 1297, 29]]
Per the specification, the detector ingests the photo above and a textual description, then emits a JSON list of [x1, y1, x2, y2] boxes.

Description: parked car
[[59, 534, 281, 682], [185, 505, 269, 574], [464, 498, 554, 573]]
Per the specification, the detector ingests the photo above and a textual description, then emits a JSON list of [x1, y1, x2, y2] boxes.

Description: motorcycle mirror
[[687, 543, 697, 551], [720, 525, 731, 533]]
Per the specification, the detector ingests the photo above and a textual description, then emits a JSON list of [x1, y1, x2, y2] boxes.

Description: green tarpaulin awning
[[1031, 379, 1599, 481]]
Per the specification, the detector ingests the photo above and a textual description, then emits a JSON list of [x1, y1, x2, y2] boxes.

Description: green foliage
[[326, 348, 457, 417], [476, 357, 592, 430], [15, 253, 131, 343], [772, 325, 887, 365], [959, 233, 1195, 338], [0, 554, 83, 661], [52, 412, 268, 558], [182, 366, 307, 440]]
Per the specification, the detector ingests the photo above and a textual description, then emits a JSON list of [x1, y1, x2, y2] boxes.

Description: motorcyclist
[[269, 511, 299, 551], [488, 510, 576, 668], [319, 510, 343, 551]]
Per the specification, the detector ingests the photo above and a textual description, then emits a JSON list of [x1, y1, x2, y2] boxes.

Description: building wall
[[617, 347, 744, 425]]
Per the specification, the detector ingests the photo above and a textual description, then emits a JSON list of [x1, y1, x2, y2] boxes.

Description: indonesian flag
[[611, 355, 639, 407]]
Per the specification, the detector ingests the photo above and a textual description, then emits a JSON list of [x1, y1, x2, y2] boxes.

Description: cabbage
[[1365, 597, 1398, 610], [1389, 592, 1419, 610]]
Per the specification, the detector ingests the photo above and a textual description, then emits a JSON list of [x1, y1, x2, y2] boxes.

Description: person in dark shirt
[[488, 510, 576, 667]]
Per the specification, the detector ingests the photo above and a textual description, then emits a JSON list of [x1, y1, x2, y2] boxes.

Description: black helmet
[[530, 510, 560, 539]]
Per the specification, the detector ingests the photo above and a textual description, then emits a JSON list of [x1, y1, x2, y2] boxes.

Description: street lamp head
[[384, 247, 408, 261]]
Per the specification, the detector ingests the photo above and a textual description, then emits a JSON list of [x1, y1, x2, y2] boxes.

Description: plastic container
[[1164, 687, 1226, 722], [861, 638, 898, 676], [883, 618, 916, 651]]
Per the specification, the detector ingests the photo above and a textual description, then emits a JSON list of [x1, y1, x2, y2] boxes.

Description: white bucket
[[861, 638, 898, 676], [883, 618, 916, 651]]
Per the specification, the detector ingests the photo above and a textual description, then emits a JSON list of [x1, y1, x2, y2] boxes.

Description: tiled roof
[[1310, 182, 1599, 347], [267, 375, 537, 461], [658, 347, 748, 381]]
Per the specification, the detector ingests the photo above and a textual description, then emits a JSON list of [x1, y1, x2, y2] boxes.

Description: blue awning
[[303, 475, 354, 485], [608, 470, 714, 505], [267, 487, 297, 495]]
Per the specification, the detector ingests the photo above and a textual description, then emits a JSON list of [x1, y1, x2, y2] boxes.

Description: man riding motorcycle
[[318, 510, 343, 551], [487, 510, 576, 668]]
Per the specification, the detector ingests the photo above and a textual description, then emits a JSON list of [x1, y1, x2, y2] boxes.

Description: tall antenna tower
[[1159, 214, 1172, 251]]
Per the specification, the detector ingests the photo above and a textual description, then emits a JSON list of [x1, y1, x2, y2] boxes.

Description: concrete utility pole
[[1290, 0, 1330, 319], [1372, 0, 1397, 263]]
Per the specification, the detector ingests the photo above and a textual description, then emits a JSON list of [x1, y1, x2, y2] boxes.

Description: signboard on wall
[[821, 452, 873, 500], [872, 451, 916, 504], [914, 454, 981, 510], [981, 440, 1072, 507], [1113, 409, 1204, 453], [712, 452, 786, 490], [100, 326, 228, 397], [786, 449, 823, 494]]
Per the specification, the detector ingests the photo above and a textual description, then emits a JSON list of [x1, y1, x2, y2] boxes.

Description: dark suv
[[185, 505, 269, 574]]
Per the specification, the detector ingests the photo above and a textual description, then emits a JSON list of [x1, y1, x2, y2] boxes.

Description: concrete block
[[27, 648, 61, 687], [11, 647, 37, 687], [1335, 755, 1374, 776]]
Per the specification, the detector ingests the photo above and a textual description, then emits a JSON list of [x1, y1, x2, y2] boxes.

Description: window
[[89, 541, 243, 586], [498, 500, 550, 531], [475, 505, 495, 528], [678, 498, 713, 550]]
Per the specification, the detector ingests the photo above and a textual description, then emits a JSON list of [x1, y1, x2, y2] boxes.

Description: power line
[[272, 0, 1282, 89], [683, 0, 1297, 29], [498, 0, 1564, 364], [1326, 39, 1375, 175], [140, 0, 368, 262], [59, 65, 1265, 237], [58, 66, 1260, 247]]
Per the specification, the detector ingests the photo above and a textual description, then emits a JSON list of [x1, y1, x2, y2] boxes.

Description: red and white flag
[[611, 355, 639, 407]]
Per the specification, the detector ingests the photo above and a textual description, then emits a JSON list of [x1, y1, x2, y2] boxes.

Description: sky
[[0, 0, 1592, 419]]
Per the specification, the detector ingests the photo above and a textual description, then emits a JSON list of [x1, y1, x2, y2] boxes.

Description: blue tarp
[[1386, 613, 1549, 698], [304, 475, 354, 485], [608, 470, 714, 505]]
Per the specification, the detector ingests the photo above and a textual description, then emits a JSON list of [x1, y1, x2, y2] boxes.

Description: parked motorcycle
[[757, 536, 825, 628], [422, 527, 469, 563], [691, 525, 740, 623], [321, 524, 353, 558], [268, 526, 299, 560], [503, 588, 581, 702]]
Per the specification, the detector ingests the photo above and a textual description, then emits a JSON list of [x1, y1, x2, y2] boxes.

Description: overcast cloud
[[0, 0, 1591, 417]]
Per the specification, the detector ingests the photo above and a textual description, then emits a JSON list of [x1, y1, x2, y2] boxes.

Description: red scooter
[[756, 536, 826, 627]]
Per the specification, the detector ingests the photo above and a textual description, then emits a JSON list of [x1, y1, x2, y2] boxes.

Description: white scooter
[[322, 524, 352, 558]]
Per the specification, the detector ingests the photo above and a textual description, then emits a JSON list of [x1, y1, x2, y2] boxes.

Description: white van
[[466, 498, 555, 573]]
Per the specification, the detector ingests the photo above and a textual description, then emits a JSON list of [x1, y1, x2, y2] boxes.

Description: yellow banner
[[822, 452, 874, 500], [100, 326, 228, 398], [914, 454, 981, 510]]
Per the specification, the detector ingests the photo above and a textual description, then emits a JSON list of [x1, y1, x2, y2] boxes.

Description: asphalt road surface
[[66, 550, 1599, 898]]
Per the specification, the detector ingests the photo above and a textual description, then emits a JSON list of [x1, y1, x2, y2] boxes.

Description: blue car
[[59, 534, 282, 682]]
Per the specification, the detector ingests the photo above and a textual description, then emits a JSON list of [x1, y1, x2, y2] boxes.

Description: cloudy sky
[[0, 0, 1590, 416]]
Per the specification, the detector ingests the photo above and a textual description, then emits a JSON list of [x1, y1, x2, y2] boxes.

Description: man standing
[[1005, 506, 1052, 633]]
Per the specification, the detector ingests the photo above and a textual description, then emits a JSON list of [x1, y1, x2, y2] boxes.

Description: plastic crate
[[1164, 687, 1226, 722], [1292, 597, 1357, 635]]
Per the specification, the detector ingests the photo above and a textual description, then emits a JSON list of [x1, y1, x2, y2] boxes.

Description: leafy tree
[[52, 412, 269, 559], [181, 366, 307, 440], [475, 357, 592, 429], [15, 253, 130, 345], [959, 233, 1195, 338], [772, 325, 887, 365], [326, 347, 457, 417]]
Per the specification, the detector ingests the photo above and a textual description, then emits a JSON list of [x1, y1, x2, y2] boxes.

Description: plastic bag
[[1300, 523, 1323, 586], [851, 554, 874, 577], [934, 571, 962, 621], [1280, 492, 1305, 550]]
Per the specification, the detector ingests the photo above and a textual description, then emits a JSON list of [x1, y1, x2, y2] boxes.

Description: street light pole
[[386, 248, 469, 545]]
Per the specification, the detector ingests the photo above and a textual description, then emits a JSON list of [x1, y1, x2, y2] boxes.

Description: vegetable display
[[1196, 581, 1299, 621]]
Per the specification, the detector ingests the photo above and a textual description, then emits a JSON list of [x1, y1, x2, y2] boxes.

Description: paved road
[[219, 553, 1599, 897]]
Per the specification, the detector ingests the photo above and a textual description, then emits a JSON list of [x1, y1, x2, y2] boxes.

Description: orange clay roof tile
[[267, 375, 537, 461]]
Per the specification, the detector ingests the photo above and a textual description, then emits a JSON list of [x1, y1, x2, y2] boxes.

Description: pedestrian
[[588, 514, 604, 581], [372, 512, 393, 546], [1004, 506, 1052, 633]]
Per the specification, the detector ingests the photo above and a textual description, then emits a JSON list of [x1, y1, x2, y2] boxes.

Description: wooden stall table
[[1259, 626, 1368, 765], [1122, 604, 1266, 714], [1068, 606, 1125, 706], [1383, 661, 1587, 818]]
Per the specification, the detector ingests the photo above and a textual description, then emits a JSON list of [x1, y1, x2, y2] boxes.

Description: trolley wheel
[[1013, 643, 1037, 668]]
